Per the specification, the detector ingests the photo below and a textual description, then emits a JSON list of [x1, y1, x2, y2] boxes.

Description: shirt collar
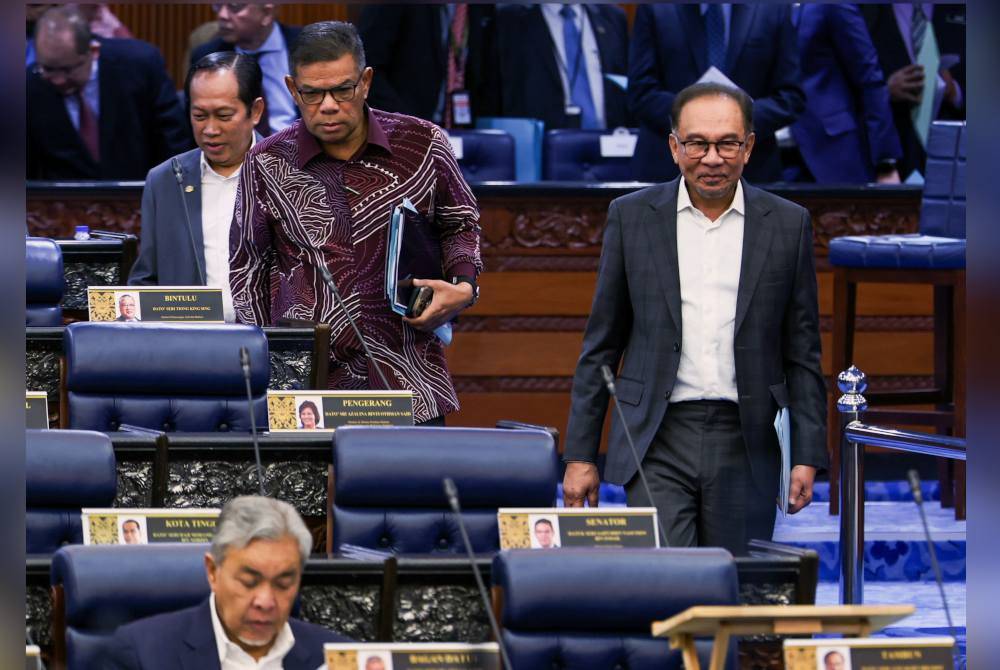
[[200, 133, 257, 180], [294, 105, 392, 169], [209, 593, 295, 667], [235, 22, 283, 55], [677, 176, 745, 218]]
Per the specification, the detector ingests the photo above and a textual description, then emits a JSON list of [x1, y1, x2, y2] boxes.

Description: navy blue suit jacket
[[190, 22, 301, 65], [103, 598, 350, 670], [791, 4, 901, 183], [627, 4, 804, 183], [27, 38, 193, 180]]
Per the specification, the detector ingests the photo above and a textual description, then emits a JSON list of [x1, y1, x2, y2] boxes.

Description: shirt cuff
[[446, 262, 478, 279]]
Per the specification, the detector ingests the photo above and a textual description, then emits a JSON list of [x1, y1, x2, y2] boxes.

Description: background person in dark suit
[[493, 3, 629, 130], [627, 4, 804, 183], [104, 496, 351, 669], [27, 6, 192, 180], [563, 83, 826, 557]]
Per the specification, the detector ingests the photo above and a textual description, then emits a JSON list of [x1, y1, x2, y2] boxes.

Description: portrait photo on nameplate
[[497, 507, 660, 549], [783, 637, 956, 670], [81, 508, 220, 545], [267, 390, 414, 431], [25, 391, 49, 429], [87, 286, 224, 322], [324, 642, 501, 670]]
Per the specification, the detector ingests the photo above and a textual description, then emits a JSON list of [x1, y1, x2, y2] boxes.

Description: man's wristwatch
[[450, 275, 479, 306]]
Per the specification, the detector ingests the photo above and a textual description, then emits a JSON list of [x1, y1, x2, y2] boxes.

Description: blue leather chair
[[26, 237, 64, 326], [476, 117, 545, 181], [331, 426, 558, 553], [492, 548, 738, 670], [26, 429, 116, 554], [50, 543, 209, 669], [63, 322, 269, 432], [542, 129, 638, 181], [448, 129, 516, 182], [826, 121, 966, 517]]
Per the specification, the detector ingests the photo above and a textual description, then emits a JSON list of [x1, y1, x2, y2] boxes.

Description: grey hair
[[210, 496, 312, 566], [35, 6, 93, 55]]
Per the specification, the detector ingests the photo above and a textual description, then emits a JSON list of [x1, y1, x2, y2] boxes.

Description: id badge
[[451, 90, 472, 126]]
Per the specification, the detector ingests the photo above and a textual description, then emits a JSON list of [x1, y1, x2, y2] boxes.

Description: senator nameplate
[[26, 391, 49, 429], [267, 390, 414, 431], [784, 637, 955, 670], [82, 508, 220, 545], [87, 286, 225, 322], [325, 643, 500, 670], [498, 507, 660, 549]]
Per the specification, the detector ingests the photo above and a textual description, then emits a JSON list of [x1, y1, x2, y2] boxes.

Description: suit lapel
[[724, 4, 755, 74], [679, 5, 708, 75], [734, 181, 775, 334], [530, 7, 564, 96], [180, 600, 222, 670], [96, 46, 118, 172], [180, 150, 206, 282], [584, 6, 609, 73], [642, 179, 683, 332]]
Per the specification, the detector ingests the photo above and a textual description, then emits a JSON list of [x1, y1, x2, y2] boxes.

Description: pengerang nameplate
[[325, 643, 500, 670], [783, 637, 955, 670], [81, 508, 220, 545], [497, 507, 660, 549], [87, 286, 224, 322], [267, 390, 414, 431], [25, 391, 49, 429]]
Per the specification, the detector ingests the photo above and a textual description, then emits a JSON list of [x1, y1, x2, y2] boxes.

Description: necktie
[[559, 5, 599, 130], [911, 3, 928, 57], [242, 51, 272, 136], [705, 4, 726, 71], [76, 92, 100, 163], [444, 3, 468, 128]]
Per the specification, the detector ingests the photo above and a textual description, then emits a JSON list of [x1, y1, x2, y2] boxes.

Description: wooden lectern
[[651, 604, 915, 670]]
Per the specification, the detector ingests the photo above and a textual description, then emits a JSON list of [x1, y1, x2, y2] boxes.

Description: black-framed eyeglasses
[[32, 56, 89, 78], [211, 3, 249, 14], [672, 134, 748, 159], [295, 80, 361, 105]]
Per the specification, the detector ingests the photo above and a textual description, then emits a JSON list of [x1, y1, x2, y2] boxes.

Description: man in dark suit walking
[[563, 83, 827, 557]]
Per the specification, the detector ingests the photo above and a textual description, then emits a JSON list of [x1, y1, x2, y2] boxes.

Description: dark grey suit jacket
[[564, 178, 827, 496]]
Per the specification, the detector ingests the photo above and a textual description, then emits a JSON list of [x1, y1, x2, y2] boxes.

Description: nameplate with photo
[[81, 508, 220, 545], [784, 637, 956, 670], [25, 391, 49, 429], [87, 286, 225, 322], [267, 390, 414, 431], [325, 643, 500, 670], [497, 507, 660, 549]]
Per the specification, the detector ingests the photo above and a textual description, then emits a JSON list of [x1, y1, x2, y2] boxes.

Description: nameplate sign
[[325, 643, 500, 670], [26, 645, 42, 670], [599, 127, 638, 158], [82, 508, 220, 545], [267, 390, 414, 431], [25, 391, 48, 429], [784, 637, 955, 670], [87, 286, 224, 322], [497, 507, 660, 549]]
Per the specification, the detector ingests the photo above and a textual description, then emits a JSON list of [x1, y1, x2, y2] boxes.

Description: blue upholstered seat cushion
[[26, 237, 64, 326], [448, 129, 516, 181], [828, 234, 965, 269], [542, 129, 637, 181]]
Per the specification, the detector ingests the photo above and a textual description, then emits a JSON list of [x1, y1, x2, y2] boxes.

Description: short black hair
[[670, 82, 754, 135], [298, 400, 320, 419], [35, 6, 92, 55], [534, 518, 554, 530], [185, 51, 263, 114], [290, 21, 366, 76]]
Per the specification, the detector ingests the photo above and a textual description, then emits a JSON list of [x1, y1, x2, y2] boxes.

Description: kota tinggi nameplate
[[498, 507, 660, 549], [25, 391, 49, 429], [784, 637, 956, 670], [81, 508, 220, 545], [267, 390, 414, 431], [87, 286, 224, 322], [325, 643, 500, 670]]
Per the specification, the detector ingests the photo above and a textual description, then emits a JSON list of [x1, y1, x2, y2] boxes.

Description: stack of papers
[[774, 407, 791, 516]]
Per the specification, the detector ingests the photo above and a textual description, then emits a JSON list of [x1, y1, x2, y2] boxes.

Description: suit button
[[672, 342, 681, 352]]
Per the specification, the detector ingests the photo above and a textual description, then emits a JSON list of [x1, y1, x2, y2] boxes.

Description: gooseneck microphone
[[317, 263, 391, 390], [170, 157, 206, 285], [907, 470, 962, 670], [600, 364, 670, 547], [442, 478, 514, 670], [240, 346, 266, 496]]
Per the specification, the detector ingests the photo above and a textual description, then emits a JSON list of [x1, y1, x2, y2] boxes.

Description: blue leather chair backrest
[[921, 121, 966, 239], [26, 429, 116, 554], [542, 129, 637, 181], [64, 322, 269, 432], [448, 129, 516, 181], [493, 548, 739, 670], [475, 117, 545, 181], [26, 237, 64, 326], [332, 427, 558, 553], [52, 543, 210, 669]]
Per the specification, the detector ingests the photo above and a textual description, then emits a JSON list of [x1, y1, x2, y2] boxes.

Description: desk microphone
[[171, 157, 206, 285], [317, 263, 391, 390], [442, 478, 514, 670], [240, 346, 266, 496], [600, 364, 669, 547]]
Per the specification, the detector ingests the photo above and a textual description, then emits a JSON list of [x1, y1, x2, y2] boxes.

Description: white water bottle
[[73, 225, 90, 240]]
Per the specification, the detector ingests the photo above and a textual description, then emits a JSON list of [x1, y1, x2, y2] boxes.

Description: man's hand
[[887, 63, 924, 104], [788, 465, 817, 514], [402, 278, 473, 332], [563, 461, 600, 508]]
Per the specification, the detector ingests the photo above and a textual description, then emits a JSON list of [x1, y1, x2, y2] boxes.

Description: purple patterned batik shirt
[[230, 107, 482, 422]]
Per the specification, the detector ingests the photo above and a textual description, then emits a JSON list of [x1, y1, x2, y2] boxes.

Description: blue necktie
[[560, 5, 599, 129], [705, 4, 726, 71]]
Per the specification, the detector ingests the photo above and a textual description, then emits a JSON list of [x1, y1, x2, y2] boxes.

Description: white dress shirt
[[540, 4, 606, 128], [63, 58, 100, 130], [671, 178, 745, 404], [210, 593, 296, 670]]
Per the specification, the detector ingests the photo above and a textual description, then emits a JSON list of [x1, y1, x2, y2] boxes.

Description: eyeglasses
[[672, 134, 748, 159], [32, 56, 89, 78], [211, 3, 249, 13], [295, 80, 361, 105]]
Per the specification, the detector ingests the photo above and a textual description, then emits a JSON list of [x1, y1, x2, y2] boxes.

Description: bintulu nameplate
[[25, 391, 49, 429], [87, 286, 224, 322], [497, 507, 660, 549], [267, 390, 414, 431], [325, 643, 500, 670], [784, 637, 955, 670], [82, 508, 220, 545]]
